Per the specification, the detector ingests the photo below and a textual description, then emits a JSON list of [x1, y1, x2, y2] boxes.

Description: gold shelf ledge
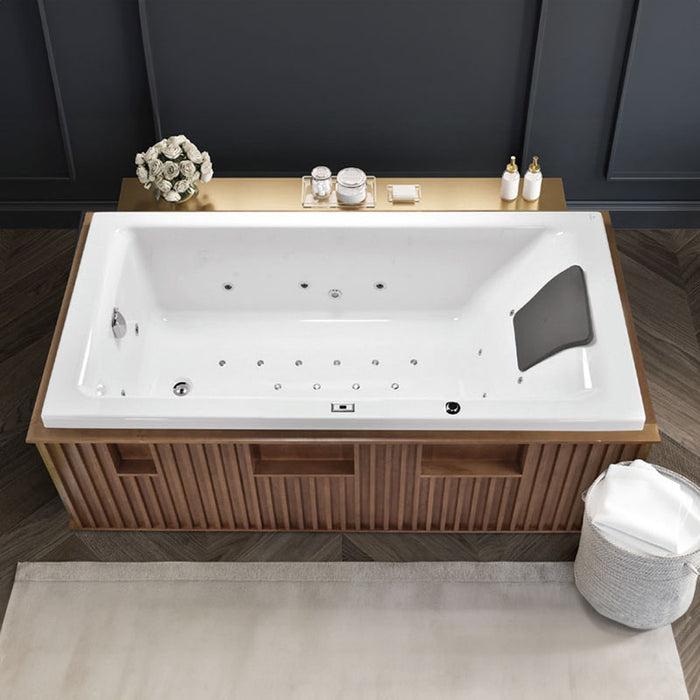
[[118, 177, 567, 212]]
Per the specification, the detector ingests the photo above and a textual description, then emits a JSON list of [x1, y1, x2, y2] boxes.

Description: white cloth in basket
[[588, 460, 700, 556]]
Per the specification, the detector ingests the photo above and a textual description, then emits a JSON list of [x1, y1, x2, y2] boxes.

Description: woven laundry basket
[[574, 463, 700, 630]]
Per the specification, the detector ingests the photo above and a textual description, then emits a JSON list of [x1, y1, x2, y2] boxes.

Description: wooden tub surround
[[27, 179, 659, 532]]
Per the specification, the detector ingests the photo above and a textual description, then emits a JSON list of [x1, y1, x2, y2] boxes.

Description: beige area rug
[[0, 561, 688, 700]]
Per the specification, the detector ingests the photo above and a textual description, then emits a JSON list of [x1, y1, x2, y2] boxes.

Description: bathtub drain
[[173, 381, 191, 396]]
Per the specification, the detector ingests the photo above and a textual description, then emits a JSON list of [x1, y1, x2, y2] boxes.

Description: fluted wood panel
[[39, 439, 653, 532], [45, 443, 96, 528]]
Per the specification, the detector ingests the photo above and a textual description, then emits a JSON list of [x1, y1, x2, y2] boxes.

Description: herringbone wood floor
[[1, 226, 698, 697]]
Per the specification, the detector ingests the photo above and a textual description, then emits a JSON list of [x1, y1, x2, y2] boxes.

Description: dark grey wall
[[2, 0, 700, 225]]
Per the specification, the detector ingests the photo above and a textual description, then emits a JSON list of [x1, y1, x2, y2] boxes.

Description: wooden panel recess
[[106, 443, 158, 476], [251, 443, 356, 477], [420, 444, 525, 478]]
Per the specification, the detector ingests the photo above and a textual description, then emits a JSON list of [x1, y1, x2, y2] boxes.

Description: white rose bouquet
[[135, 135, 213, 202]]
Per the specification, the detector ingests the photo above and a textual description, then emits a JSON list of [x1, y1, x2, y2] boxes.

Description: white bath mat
[[0, 561, 689, 700]]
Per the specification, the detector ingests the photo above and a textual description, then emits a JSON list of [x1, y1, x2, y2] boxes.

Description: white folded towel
[[587, 460, 700, 556]]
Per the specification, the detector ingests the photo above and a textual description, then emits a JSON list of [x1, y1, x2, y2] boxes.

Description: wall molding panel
[[139, 0, 540, 177], [137, 0, 163, 142], [0, 0, 73, 181], [35, 0, 76, 182], [520, 0, 548, 165], [0, 0, 155, 203], [607, 0, 700, 181]]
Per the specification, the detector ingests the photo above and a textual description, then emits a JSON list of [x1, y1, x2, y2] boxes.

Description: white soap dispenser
[[522, 155, 542, 202], [500, 155, 520, 201]]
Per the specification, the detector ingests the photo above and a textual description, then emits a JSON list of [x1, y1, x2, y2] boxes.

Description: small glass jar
[[336, 167, 367, 205], [311, 165, 332, 199]]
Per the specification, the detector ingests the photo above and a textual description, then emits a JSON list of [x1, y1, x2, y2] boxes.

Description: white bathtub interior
[[42, 211, 646, 430]]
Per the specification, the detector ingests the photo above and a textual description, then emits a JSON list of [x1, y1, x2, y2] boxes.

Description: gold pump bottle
[[522, 156, 542, 202], [500, 156, 520, 201]]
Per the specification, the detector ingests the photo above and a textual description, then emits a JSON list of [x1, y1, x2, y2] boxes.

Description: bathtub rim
[[27, 211, 658, 446]]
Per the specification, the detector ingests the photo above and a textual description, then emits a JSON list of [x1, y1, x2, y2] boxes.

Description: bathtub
[[42, 211, 645, 431]]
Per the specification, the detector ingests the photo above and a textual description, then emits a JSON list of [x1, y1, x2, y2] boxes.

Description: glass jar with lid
[[311, 165, 332, 199], [336, 167, 367, 205]]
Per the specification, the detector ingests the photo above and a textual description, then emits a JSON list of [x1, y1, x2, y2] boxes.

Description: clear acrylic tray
[[301, 176, 376, 208]]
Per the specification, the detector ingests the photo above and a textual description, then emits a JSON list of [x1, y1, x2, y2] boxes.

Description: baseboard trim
[[0, 201, 117, 211], [0, 202, 117, 228], [567, 200, 700, 211], [567, 201, 700, 228]]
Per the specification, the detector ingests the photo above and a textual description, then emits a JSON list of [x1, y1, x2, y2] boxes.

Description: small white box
[[387, 184, 421, 203]]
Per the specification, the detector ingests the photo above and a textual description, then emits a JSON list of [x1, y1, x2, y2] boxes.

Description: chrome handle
[[111, 307, 127, 339]]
